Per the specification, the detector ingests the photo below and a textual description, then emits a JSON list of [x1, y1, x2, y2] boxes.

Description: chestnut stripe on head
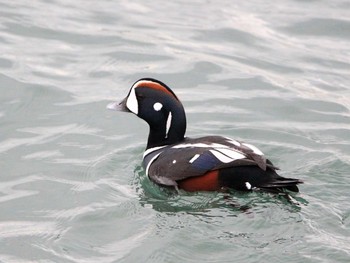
[[133, 80, 178, 100]]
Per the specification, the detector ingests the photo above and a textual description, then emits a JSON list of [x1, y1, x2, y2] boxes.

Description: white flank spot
[[143, 146, 166, 159], [210, 150, 234, 163], [243, 143, 264, 156], [145, 153, 161, 176], [189, 154, 200, 163], [126, 87, 138, 114], [172, 160, 176, 164], [245, 182, 252, 190], [165, 112, 172, 138], [215, 148, 245, 160], [153, 102, 163, 111]]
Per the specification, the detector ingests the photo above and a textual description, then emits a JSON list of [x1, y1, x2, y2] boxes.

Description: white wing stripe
[[189, 154, 200, 163], [143, 146, 166, 158], [225, 137, 241, 147], [215, 148, 246, 160], [242, 143, 264, 156], [173, 143, 229, 149], [210, 150, 234, 163]]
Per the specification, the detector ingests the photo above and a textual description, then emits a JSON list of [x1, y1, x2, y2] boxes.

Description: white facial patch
[[245, 182, 252, 190], [165, 112, 172, 138], [153, 102, 163, 111], [126, 87, 138, 114]]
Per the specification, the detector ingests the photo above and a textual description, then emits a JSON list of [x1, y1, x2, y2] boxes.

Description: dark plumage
[[107, 78, 303, 192]]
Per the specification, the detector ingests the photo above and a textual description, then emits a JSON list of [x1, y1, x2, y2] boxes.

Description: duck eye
[[153, 102, 163, 111]]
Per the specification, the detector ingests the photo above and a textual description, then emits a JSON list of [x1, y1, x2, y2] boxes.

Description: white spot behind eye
[[126, 87, 138, 114], [153, 102, 163, 111], [172, 160, 176, 164], [245, 182, 252, 190]]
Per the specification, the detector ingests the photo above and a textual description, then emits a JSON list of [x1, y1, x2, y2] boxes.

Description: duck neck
[[146, 109, 186, 149]]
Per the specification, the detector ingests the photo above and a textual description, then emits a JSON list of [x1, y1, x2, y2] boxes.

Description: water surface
[[1, 0, 350, 262]]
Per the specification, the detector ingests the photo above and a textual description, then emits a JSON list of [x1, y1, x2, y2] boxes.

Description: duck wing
[[143, 136, 277, 187]]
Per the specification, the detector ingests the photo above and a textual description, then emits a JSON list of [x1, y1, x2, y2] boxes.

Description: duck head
[[107, 78, 187, 149]]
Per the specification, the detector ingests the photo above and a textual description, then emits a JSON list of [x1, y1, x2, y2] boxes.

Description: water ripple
[[0, 0, 350, 262]]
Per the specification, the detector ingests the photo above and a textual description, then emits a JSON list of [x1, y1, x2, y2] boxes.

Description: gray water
[[1, 0, 350, 262]]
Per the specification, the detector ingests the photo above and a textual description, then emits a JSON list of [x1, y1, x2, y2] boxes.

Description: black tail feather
[[260, 178, 303, 192], [218, 166, 303, 193]]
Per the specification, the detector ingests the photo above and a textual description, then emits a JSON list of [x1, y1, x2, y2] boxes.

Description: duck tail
[[260, 177, 304, 192]]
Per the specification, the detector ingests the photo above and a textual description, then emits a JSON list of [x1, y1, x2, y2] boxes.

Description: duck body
[[108, 78, 303, 192]]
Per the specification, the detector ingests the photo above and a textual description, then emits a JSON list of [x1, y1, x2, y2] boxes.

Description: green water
[[1, 0, 350, 262]]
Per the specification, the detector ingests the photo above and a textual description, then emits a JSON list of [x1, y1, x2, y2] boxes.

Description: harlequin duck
[[107, 78, 303, 192]]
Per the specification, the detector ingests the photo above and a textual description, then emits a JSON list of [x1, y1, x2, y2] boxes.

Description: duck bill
[[106, 97, 130, 112]]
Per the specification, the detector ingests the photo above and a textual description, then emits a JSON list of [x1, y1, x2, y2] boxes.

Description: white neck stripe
[[145, 152, 161, 176], [165, 112, 172, 138], [143, 145, 167, 159]]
